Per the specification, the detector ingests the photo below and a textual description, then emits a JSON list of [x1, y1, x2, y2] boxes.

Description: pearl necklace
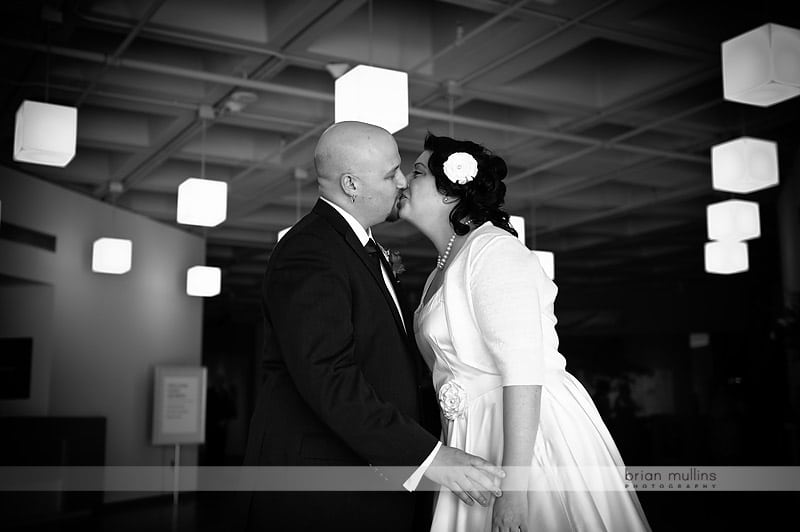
[[436, 233, 457, 270]]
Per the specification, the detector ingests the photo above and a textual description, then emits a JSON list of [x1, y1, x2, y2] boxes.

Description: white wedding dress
[[414, 223, 651, 532]]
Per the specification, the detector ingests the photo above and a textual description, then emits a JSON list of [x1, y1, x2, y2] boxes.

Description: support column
[[777, 139, 800, 462]]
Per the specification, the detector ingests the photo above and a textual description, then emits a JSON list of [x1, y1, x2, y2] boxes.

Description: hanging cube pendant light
[[277, 226, 292, 242], [707, 200, 761, 242], [14, 100, 77, 167], [722, 23, 800, 107], [186, 266, 221, 297], [704, 241, 749, 274], [335, 65, 408, 134], [533, 250, 555, 280], [176, 178, 228, 227], [509, 215, 555, 280], [711, 137, 779, 193], [510, 215, 526, 245], [92, 238, 132, 274]]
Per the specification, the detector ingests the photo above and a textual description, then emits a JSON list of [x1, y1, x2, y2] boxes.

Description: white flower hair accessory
[[443, 152, 478, 185], [438, 380, 468, 420]]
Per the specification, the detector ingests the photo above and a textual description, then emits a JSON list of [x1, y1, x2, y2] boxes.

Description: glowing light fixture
[[186, 266, 221, 297], [707, 200, 761, 242], [509, 215, 526, 245], [533, 250, 555, 280], [277, 227, 292, 241], [711, 137, 779, 194], [335, 65, 408, 133], [177, 115, 227, 227], [92, 238, 132, 275], [13, 100, 77, 167], [722, 23, 800, 107], [704, 241, 749, 275], [509, 215, 554, 280], [176, 178, 228, 227]]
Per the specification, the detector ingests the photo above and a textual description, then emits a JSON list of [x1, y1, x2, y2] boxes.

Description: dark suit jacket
[[242, 199, 439, 531]]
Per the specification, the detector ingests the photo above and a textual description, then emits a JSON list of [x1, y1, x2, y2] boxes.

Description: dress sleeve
[[468, 235, 546, 386]]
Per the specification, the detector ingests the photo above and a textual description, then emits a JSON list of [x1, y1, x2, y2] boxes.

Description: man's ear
[[341, 173, 358, 197]]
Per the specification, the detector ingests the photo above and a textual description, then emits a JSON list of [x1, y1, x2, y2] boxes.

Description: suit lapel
[[312, 200, 408, 338], [395, 281, 419, 345]]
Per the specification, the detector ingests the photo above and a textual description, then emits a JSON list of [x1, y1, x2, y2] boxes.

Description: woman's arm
[[492, 384, 541, 532], [501, 384, 541, 489], [465, 234, 548, 529]]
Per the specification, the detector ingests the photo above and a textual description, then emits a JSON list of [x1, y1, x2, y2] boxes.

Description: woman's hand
[[492, 491, 528, 532]]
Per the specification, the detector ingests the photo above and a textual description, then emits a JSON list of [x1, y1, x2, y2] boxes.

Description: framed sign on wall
[[152, 366, 207, 445]]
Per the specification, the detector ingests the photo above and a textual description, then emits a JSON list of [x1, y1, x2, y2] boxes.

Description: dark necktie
[[364, 238, 391, 279]]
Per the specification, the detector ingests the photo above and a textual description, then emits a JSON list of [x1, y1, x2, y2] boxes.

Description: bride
[[398, 133, 652, 532]]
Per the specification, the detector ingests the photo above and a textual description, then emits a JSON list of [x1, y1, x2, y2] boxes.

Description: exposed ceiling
[[2, 0, 799, 322]]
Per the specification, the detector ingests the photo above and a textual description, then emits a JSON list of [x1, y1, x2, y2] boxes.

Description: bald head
[[315, 121, 396, 196], [313, 121, 406, 227]]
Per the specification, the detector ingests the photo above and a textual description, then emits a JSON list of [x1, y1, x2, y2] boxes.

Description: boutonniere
[[383, 248, 406, 279]]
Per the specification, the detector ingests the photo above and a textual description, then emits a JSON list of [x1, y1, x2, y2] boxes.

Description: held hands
[[423, 445, 505, 507]]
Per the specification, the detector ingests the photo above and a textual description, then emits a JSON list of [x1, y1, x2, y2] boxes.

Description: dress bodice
[[414, 223, 567, 408], [414, 274, 506, 412]]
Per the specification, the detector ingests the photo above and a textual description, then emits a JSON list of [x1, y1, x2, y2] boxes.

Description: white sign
[[152, 366, 206, 445], [162, 376, 200, 434]]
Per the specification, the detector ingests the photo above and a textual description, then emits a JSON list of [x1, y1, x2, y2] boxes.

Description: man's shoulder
[[290, 210, 344, 244], [269, 212, 350, 267]]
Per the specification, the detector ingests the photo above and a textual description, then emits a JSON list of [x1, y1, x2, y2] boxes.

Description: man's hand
[[423, 445, 505, 506]]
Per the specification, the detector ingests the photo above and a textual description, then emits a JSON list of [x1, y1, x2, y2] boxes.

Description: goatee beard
[[385, 199, 401, 222]]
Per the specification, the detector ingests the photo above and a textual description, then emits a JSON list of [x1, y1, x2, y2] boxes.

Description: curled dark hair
[[423, 132, 517, 237]]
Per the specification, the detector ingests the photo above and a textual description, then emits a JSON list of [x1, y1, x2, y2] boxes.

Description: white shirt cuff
[[402, 441, 442, 492]]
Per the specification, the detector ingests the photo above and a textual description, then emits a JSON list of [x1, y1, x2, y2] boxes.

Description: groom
[[242, 121, 504, 532]]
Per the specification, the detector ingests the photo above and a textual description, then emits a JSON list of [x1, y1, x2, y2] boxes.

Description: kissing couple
[[242, 121, 651, 532]]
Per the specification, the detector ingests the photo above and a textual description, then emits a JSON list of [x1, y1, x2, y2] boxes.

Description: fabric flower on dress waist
[[438, 380, 468, 420], [443, 152, 478, 185]]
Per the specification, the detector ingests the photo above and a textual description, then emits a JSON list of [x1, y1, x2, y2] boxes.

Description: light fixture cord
[[295, 175, 301, 222], [110, 184, 118, 234], [448, 95, 454, 137], [201, 119, 206, 180], [368, 0, 374, 66], [200, 118, 208, 239], [45, 29, 51, 102]]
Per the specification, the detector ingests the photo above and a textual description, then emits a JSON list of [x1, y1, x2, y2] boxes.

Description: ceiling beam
[[438, 0, 714, 60], [537, 182, 710, 236], [505, 99, 719, 184]]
